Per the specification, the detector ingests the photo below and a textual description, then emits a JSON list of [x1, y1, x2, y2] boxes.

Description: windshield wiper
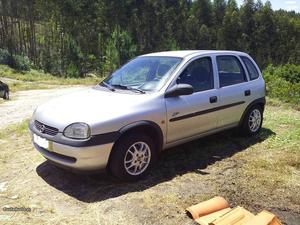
[[100, 82, 115, 91], [111, 84, 145, 94]]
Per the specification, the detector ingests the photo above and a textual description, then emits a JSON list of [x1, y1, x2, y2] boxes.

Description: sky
[[236, 0, 300, 12]]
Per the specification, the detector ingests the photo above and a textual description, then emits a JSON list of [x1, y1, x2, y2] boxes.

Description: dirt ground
[[0, 88, 299, 225], [0, 87, 87, 128]]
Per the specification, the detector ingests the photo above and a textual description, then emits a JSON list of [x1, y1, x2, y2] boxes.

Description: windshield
[[101, 56, 182, 92]]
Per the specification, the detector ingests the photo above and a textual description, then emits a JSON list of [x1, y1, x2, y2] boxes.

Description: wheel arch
[[106, 120, 164, 171], [118, 121, 164, 151], [239, 97, 266, 127]]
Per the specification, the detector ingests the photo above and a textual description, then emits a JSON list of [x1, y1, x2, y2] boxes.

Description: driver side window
[[177, 57, 214, 92]]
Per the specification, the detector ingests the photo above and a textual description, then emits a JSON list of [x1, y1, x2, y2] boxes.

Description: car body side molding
[[170, 101, 245, 122]]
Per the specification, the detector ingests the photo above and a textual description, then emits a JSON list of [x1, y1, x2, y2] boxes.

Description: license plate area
[[33, 134, 49, 149]]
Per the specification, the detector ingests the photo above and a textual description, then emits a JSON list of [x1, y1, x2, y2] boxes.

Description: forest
[[0, 0, 299, 77]]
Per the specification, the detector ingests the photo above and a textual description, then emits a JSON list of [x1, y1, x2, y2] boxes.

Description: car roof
[[141, 50, 248, 58]]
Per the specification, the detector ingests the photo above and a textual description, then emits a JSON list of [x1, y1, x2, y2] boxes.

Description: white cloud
[[285, 0, 297, 4], [284, 0, 299, 11]]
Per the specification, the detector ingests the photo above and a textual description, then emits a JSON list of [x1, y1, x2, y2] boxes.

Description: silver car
[[29, 50, 265, 181]]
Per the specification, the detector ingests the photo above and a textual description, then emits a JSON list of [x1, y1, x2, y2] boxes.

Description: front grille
[[34, 120, 59, 136]]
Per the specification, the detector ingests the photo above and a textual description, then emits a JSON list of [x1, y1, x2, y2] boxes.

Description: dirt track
[[0, 87, 87, 129]]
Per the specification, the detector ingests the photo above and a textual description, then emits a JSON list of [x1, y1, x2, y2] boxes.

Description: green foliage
[[102, 29, 121, 75], [263, 64, 300, 105], [221, 10, 241, 50], [198, 25, 212, 49], [0, 64, 99, 90], [85, 54, 98, 73], [65, 63, 79, 78], [0, 49, 10, 65], [168, 40, 180, 51], [0, 0, 299, 76], [10, 54, 31, 71], [0, 49, 30, 71], [103, 26, 137, 75], [264, 64, 300, 84]]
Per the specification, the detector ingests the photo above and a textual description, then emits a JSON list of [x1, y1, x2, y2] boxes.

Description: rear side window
[[217, 55, 246, 87], [241, 56, 259, 80]]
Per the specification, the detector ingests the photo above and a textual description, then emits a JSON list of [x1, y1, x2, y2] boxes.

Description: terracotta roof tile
[[186, 197, 283, 225]]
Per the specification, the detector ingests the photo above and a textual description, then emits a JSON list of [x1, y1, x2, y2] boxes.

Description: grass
[[0, 65, 101, 92], [220, 105, 300, 212], [0, 103, 299, 225], [267, 97, 300, 111], [4, 82, 66, 93]]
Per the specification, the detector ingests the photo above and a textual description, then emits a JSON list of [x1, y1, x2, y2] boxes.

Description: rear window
[[216, 55, 247, 87], [241, 56, 259, 80]]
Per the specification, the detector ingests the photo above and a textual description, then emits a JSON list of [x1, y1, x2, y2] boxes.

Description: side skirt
[[163, 123, 238, 150]]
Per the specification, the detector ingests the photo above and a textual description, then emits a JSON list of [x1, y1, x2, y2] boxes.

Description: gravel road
[[0, 86, 87, 129]]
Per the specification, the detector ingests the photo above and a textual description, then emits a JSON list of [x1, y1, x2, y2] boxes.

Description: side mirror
[[165, 84, 194, 98]]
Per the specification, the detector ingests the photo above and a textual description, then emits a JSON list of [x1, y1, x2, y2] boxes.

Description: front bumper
[[29, 122, 117, 171]]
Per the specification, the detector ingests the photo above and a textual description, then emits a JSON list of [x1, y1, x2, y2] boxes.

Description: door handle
[[245, 90, 251, 96], [210, 96, 218, 103]]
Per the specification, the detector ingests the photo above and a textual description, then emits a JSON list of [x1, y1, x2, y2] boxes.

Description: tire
[[3, 91, 9, 100], [109, 133, 157, 181], [239, 105, 263, 136]]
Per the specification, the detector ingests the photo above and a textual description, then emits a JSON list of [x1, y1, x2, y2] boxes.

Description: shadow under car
[[36, 127, 276, 203]]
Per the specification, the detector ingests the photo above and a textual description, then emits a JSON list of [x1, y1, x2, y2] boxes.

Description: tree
[[0, 0, 299, 75], [212, 0, 226, 26], [197, 24, 213, 49], [191, 0, 213, 26], [212, 0, 227, 48], [220, 9, 241, 50], [253, 1, 276, 67], [103, 26, 136, 75], [240, 0, 257, 55]]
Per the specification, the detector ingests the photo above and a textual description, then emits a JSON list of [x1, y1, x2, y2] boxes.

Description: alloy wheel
[[248, 109, 261, 132], [123, 141, 151, 176]]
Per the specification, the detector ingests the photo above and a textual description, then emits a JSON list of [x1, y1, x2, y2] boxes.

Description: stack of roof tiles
[[186, 197, 282, 225]]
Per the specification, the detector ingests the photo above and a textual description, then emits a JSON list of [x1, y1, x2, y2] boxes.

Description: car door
[[165, 56, 220, 143], [215, 55, 250, 127]]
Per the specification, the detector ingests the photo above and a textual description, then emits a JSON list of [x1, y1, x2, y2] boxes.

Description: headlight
[[63, 123, 91, 139]]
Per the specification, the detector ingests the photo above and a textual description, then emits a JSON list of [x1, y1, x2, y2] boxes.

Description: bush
[[263, 64, 300, 105], [0, 48, 10, 65], [0, 49, 30, 71], [10, 54, 31, 71], [264, 64, 300, 83], [66, 63, 80, 78]]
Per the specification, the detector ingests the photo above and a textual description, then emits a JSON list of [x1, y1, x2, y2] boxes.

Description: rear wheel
[[3, 91, 9, 100], [109, 133, 157, 181], [240, 105, 263, 136]]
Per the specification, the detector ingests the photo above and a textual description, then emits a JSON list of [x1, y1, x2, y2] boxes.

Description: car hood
[[35, 87, 155, 132]]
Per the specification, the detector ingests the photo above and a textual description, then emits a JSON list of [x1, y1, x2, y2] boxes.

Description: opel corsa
[[29, 50, 266, 181]]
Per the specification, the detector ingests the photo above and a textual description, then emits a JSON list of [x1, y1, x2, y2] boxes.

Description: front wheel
[[239, 105, 263, 136], [109, 133, 157, 181]]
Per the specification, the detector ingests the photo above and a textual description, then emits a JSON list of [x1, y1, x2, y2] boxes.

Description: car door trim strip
[[169, 101, 245, 122]]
